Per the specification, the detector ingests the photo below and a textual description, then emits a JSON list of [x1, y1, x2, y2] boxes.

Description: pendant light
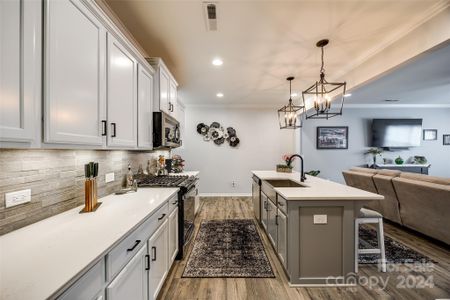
[[278, 77, 304, 129], [302, 39, 347, 119]]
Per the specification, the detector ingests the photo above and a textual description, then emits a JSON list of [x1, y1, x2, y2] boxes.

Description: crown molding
[[344, 103, 450, 108], [184, 103, 282, 109], [333, 0, 450, 81]]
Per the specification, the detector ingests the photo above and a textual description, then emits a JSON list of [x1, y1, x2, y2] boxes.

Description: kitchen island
[[252, 170, 383, 286]]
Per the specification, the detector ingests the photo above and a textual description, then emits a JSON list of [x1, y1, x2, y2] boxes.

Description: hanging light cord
[[320, 46, 325, 74]]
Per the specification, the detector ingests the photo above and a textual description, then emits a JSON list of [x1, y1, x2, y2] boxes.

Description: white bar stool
[[355, 208, 386, 272]]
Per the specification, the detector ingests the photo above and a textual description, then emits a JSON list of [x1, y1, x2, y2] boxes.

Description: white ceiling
[[105, 0, 446, 106], [345, 41, 450, 105]]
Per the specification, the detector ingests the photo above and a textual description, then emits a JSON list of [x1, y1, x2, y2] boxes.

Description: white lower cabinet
[[58, 200, 176, 300], [168, 207, 179, 263], [148, 219, 169, 300], [107, 245, 148, 300], [277, 209, 287, 267]]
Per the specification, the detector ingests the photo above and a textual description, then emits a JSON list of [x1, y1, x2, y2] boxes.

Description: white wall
[[301, 107, 450, 183], [174, 106, 295, 195]]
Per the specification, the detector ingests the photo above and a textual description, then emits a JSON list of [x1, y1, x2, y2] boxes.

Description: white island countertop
[[0, 187, 179, 300], [252, 170, 383, 201]]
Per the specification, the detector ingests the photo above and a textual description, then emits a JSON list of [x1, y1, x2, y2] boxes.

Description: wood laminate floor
[[158, 197, 450, 300]]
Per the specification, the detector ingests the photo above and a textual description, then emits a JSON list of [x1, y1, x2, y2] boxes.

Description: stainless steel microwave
[[153, 112, 182, 148]]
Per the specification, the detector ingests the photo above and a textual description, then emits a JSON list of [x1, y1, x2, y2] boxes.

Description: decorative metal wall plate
[[197, 122, 240, 147]]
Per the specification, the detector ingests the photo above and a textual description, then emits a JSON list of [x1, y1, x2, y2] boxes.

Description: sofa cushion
[[373, 174, 402, 224], [392, 177, 450, 245], [400, 172, 450, 185], [377, 169, 401, 177], [350, 167, 378, 174]]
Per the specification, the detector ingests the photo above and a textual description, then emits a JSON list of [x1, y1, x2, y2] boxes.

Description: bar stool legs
[[355, 210, 387, 273]]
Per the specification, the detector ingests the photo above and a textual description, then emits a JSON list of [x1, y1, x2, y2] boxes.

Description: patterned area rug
[[182, 219, 275, 278], [359, 226, 434, 264]]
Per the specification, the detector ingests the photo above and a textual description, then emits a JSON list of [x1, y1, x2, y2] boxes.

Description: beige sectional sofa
[[342, 168, 450, 245]]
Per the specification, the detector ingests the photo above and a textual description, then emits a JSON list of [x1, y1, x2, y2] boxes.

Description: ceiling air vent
[[203, 2, 217, 31]]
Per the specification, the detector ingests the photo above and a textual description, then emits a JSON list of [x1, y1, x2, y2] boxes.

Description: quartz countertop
[[0, 187, 179, 300], [252, 170, 383, 201]]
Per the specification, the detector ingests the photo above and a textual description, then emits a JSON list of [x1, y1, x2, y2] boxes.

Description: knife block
[[80, 178, 101, 213]]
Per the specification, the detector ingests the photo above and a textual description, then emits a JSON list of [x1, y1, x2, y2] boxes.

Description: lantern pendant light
[[278, 77, 304, 129], [302, 39, 347, 120]]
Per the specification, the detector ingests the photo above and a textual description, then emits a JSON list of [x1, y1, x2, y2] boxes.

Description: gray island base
[[252, 171, 384, 287]]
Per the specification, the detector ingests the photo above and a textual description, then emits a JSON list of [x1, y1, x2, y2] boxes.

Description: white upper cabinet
[[106, 33, 137, 148], [159, 66, 171, 115], [137, 65, 154, 149], [43, 0, 106, 145], [169, 80, 178, 117], [147, 57, 178, 118], [0, 0, 40, 143]]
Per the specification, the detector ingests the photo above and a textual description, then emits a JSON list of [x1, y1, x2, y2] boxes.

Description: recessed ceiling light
[[291, 92, 298, 97], [212, 58, 223, 66], [384, 99, 400, 102], [344, 93, 352, 97], [216, 93, 224, 98]]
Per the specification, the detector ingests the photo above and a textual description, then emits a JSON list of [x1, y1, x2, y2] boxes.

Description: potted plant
[[365, 148, 383, 167], [276, 154, 294, 173], [395, 156, 404, 165]]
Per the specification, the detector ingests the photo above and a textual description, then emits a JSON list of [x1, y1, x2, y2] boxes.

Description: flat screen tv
[[371, 119, 422, 148]]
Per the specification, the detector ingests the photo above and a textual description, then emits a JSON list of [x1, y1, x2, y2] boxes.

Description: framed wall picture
[[423, 129, 438, 141], [443, 134, 450, 145], [317, 126, 348, 149]]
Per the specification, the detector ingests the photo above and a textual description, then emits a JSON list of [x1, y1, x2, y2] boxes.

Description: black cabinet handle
[[158, 214, 166, 221], [168, 102, 171, 111], [172, 201, 178, 205], [278, 202, 284, 207], [111, 123, 116, 137], [101, 120, 107, 136], [275, 215, 278, 226], [145, 254, 150, 270], [126, 240, 141, 252], [171, 103, 174, 112], [151, 246, 156, 261]]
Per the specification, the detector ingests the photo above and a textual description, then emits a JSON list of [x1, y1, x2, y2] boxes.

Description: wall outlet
[[231, 181, 236, 188], [5, 189, 31, 208], [105, 172, 115, 183], [313, 214, 327, 224]]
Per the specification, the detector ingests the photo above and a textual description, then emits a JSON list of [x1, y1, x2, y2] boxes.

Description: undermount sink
[[265, 179, 307, 188]]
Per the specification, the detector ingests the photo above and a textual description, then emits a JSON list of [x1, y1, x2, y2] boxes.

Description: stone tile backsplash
[[0, 149, 168, 235]]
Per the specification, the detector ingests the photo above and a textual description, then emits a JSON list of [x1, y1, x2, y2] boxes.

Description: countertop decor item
[[80, 162, 101, 213], [316, 126, 348, 149], [305, 170, 320, 177], [277, 154, 294, 173], [277, 77, 304, 129], [171, 155, 185, 173], [413, 156, 428, 164], [196, 122, 240, 147], [395, 156, 404, 165], [423, 129, 438, 141], [302, 39, 347, 120], [365, 148, 383, 167]]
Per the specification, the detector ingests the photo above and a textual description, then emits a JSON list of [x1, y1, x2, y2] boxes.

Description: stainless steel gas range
[[135, 174, 197, 260]]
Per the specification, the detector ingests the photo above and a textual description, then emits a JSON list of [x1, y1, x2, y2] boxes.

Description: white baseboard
[[199, 193, 252, 197]]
